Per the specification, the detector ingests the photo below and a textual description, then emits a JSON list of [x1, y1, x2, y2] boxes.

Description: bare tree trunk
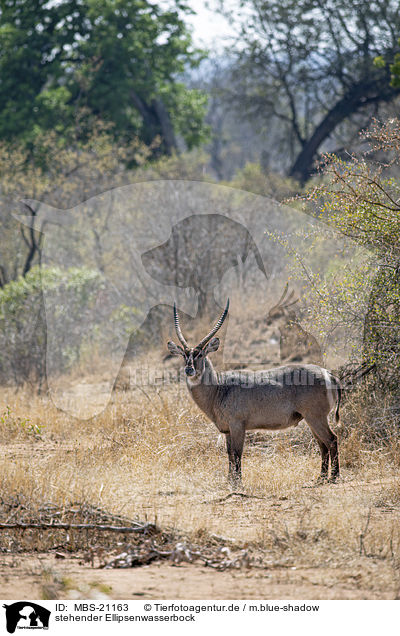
[[289, 79, 399, 184], [20, 203, 43, 276], [152, 98, 177, 155], [130, 90, 177, 155]]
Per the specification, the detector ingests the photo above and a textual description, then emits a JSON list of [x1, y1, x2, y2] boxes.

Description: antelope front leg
[[225, 424, 245, 488]]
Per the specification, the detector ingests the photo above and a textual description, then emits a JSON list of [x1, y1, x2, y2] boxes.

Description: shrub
[[0, 265, 104, 386], [302, 118, 400, 430]]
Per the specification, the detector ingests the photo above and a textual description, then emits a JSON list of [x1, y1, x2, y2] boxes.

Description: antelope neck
[[186, 357, 219, 421]]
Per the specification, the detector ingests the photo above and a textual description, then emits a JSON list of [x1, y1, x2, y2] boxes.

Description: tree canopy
[[220, 0, 400, 183], [0, 0, 208, 153]]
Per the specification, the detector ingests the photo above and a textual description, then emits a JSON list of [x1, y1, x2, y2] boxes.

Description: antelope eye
[[193, 348, 202, 358]]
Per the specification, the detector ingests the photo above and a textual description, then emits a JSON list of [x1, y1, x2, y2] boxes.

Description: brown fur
[[168, 304, 340, 486]]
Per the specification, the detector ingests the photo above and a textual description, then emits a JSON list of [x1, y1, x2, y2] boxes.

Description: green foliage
[[307, 120, 400, 254], [228, 161, 297, 199], [110, 304, 140, 340], [166, 85, 210, 149], [134, 147, 210, 180], [303, 118, 400, 403], [0, 0, 208, 152], [0, 405, 42, 441], [363, 266, 400, 386], [389, 43, 400, 88], [0, 128, 151, 285], [376, 38, 400, 88], [0, 266, 104, 385], [0, 1, 74, 139]]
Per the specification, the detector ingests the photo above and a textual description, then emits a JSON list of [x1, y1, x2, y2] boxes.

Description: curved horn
[[282, 297, 299, 309], [173, 302, 189, 349], [282, 289, 295, 306], [269, 284, 299, 314], [275, 282, 289, 307], [197, 299, 230, 350]]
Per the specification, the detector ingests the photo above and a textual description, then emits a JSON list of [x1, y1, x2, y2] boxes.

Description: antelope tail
[[335, 383, 341, 424]]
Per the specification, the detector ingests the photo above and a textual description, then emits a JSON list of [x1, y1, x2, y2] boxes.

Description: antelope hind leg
[[307, 417, 340, 482]]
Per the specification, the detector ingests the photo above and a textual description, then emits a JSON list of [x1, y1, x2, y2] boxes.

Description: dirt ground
[[1, 450, 399, 601], [1, 551, 396, 600], [1, 377, 400, 601]]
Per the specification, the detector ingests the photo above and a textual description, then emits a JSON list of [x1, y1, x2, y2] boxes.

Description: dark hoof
[[302, 478, 325, 489], [314, 475, 329, 485], [328, 474, 340, 484]]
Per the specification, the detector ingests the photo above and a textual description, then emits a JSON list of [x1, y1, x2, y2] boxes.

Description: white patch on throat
[[186, 374, 203, 387]]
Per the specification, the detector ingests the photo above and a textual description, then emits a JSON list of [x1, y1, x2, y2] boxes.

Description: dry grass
[[1, 366, 400, 599]]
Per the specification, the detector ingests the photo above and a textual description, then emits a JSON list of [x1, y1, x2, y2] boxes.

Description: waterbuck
[[167, 300, 341, 485]]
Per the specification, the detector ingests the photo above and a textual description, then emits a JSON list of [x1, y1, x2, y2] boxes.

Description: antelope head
[[167, 300, 229, 380]]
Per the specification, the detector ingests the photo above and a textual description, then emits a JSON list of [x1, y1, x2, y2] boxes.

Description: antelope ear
[[203, 337, 220, 355], [167, 341, 185, 356]]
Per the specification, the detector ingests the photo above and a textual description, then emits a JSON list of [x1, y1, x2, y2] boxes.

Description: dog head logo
[[15, 180, 376, 417], [3, 602, 50, 633]]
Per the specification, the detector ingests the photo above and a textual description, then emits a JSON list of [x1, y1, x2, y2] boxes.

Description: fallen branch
[[99, 539, 265, 571], [202, 492, 266, 504], [0, 522, 158, 534]]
